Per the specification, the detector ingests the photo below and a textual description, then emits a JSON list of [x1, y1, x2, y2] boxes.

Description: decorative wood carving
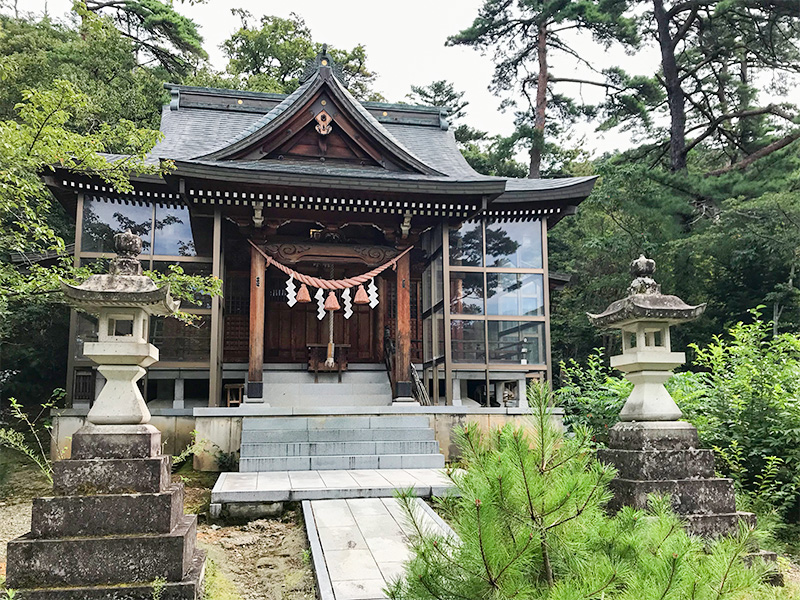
[[315, 109, 333, 135], [260, 242, 399, 266]]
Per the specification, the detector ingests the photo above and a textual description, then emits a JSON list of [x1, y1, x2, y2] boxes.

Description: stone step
[[241, 427, 436, 443], [266, 395, 393, 408], [241, 440, 442, 457], [53, 456, 171, 496], [32, 484, 184, 537], [263, 370, 390, 384], [239, 453, 445, 472], [242, 415, 432, 431], [597, 448, 715, 480], [6, 515, 196, 588], [9, 549, 206, 600], [684, 511, 756, 538], [9, 549, 205, 600], [608, 478, 736, 515], [263, 382, 392, 395]]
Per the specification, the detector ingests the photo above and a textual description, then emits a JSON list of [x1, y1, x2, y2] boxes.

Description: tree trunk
[[529, 23, 548, 179], [653, 0, 687, 172]]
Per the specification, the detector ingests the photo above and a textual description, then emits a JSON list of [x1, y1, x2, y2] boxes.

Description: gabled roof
[[148, 52, 598, 214]]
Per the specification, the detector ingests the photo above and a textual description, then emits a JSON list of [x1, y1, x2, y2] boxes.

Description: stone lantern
[[588, 254, 705, 421], [6, 231, 205, 599], [62, 229, 179, 426], [587, 256, 754, 538]]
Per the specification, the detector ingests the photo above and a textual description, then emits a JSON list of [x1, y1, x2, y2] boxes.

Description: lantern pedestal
[[6, 425, 206, 599], [611, 350, 685, 422], [598, 421, 755, 538]]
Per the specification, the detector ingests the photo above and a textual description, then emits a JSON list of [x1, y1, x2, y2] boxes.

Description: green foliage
[[407, 80, 468, 121], [682, 310, 800, 520], [555, 348, 630, 444], [0, 9, 169, 132], [389, 382, 779, 599], [216, 11, 381, 100], [0, 393, 63, 483], [82, 0, 207, 77]]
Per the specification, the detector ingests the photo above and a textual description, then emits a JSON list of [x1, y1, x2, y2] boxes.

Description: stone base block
[[608, 421, 698, 450], [6, 515, 196, 588], [607, 478, 736, 515], [32, 484, 184, 537], [683, 511, 755, 538], [10, 549, 206, 600], [598, 448, 715, 480], [71, 425, 161, 460], [53, 456, 171, 495]]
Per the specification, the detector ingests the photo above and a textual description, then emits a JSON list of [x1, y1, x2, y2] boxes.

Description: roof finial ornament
[[629, 254, 659, 295]]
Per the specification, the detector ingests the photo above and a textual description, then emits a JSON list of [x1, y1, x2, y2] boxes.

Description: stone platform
[[6, 425, 205, 599], [598, 421, 754, 537]]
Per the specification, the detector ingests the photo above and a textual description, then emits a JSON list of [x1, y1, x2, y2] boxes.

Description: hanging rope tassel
[[325, 309, 335, 368]]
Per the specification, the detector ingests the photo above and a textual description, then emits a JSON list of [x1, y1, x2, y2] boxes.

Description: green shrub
[[388, 383, 780, 600], [685, 309, 800, 521], [555, 348, 630, 444]]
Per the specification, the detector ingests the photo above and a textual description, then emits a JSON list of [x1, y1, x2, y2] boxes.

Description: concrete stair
[[239, 415, 445, 472], [258, 365, 393, 407]]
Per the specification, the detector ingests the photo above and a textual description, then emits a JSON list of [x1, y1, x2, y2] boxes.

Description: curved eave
[[61, 282, 179, 315], [587, 295, 707, 329], [492, 176, 598, 205], [166, 159, 506, 197], [196, 69, 445, 177]]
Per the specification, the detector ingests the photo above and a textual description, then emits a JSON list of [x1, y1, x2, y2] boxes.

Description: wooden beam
[[248, 243, 266, 399], [394, 250, 411, 397], [209, 209, 223, 406]]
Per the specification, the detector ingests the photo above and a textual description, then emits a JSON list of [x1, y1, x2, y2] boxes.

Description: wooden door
[[265, 268, 376, 362]]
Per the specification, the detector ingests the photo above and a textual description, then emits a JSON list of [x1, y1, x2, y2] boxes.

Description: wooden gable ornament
[[196, 50, 443, 175]]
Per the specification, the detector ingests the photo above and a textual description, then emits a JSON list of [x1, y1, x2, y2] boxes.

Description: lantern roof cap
[[587, 255, 705, 329], [61, 230, 179, 315]]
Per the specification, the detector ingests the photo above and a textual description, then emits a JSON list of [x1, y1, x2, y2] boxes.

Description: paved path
[[303, 497, 454, 600], [211, 469, 454, 504]]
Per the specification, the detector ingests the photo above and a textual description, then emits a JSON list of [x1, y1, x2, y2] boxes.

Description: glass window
[[152, 262, 212, 309], [433, 254, 443, 305], [82, 197, 153, 253], [75, 313, 98, 358], [486, 221, 542, 268], [486, 273, 544, 316], [488, 321, 546, 364], [154, 204, 196, 256], [450, 319, 485, 363], [435, 310, 445, 359], [150, 315, 211, 362], [422, 264, 432, 311], [423, 317, 432, 362], [449, 272, 484, 315], [448, 221, 483, 267]]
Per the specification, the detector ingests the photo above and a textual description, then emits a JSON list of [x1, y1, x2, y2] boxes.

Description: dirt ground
[[0, 448, 315, 599]]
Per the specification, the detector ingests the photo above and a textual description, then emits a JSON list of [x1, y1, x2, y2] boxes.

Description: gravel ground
[[0, 501, 32, 577]]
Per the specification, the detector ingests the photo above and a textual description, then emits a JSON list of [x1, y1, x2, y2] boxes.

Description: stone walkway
[[211, 469, 454, 504], [303, 497, 455, 600]]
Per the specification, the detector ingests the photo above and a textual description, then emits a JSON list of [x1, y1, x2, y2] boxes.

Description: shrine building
[[49, 50, 596, 413]]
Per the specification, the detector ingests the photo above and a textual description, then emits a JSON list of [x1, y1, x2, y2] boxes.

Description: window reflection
[[486, 221, 542, 268], [451, 319, 485, 363], [448, 221, 483, 267], [82, 197, 152, 253], [150, 316, 211, 362], [152, 262, 212, 308], [486, 273, 544, 316], [449, 272, 484, 315], [154, 204, 196, 256], [488, 321, 545, 364]]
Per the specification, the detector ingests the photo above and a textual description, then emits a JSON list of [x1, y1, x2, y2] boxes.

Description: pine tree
[[388, 383, 780, 600]]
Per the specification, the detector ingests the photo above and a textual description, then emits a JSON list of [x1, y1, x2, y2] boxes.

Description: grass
[[172, 460, 218, 515], [204, 559, 243, 600]]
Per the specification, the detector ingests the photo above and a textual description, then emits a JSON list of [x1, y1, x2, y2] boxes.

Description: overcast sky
[[23, 1, 672, 156]]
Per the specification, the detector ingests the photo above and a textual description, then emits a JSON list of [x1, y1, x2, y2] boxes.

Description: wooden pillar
[[248, 244, 266, 400], [208, 209, 223, 407], [394, 250, 412, 398]]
